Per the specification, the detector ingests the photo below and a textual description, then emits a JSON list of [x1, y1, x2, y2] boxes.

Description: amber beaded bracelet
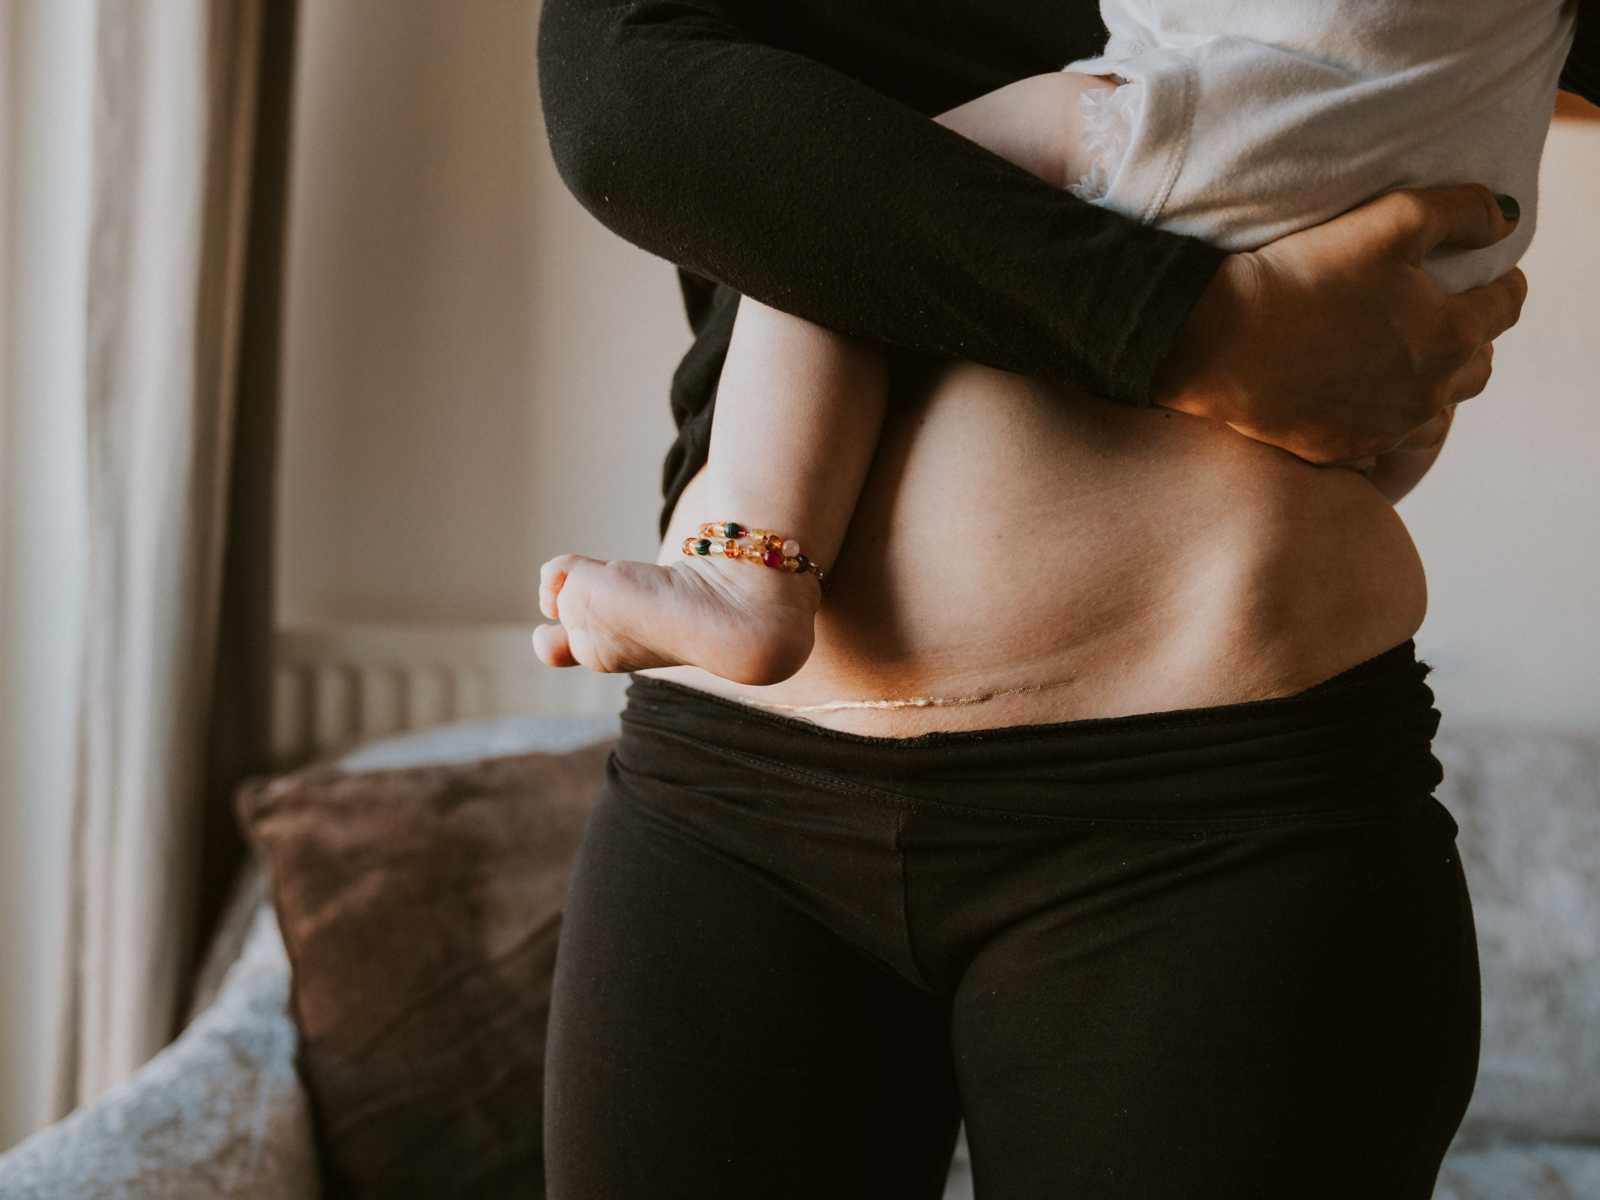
[[680, 521, 826, 584]]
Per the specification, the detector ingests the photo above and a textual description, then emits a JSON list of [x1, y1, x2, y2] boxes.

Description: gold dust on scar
[[744, 676, 1082, 714]]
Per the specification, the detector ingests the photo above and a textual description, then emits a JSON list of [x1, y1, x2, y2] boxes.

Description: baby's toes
[[539, 555, 574, 620], [540, 552, 607, 620], [531, 621, 577, 668]]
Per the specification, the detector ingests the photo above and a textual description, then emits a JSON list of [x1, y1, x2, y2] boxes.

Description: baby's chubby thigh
[[1056, 70, 1134, 198], [932, 69, 1127, 191]]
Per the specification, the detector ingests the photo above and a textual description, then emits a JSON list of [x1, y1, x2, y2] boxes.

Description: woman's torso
[[639, 0, 1579, 735], [642, 361, 1426, 735]]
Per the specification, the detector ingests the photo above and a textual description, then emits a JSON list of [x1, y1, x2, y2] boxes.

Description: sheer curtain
[[0, 0, 291, 1143]]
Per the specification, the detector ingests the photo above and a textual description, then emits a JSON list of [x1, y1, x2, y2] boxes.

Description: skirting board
[[272, 622, 628, 769]]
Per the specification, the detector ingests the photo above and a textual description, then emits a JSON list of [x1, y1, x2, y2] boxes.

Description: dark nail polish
[[1494, 193, 1521, 222]]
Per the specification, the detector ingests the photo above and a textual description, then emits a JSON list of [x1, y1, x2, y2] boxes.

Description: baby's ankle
[[671, 550, 821, 683], [676, 548, 822, 617]]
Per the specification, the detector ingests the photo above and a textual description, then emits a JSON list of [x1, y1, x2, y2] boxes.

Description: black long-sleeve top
[[536, 0, 1600, 539]]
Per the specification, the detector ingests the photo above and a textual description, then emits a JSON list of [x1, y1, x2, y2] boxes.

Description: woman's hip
[[561, 649, 1479, 1192], [590, 639, 1471, 1011], [619, 638, 1448, 825]]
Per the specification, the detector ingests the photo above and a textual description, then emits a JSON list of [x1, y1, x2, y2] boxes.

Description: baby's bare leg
[[534, 300, 885, 684], [534, 72, 1122, 683], [694, 299, 889, 576], [936, 71, 1124, 191]]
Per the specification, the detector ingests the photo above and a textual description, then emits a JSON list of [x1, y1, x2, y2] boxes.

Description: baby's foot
[[532, 550, 822, 685]]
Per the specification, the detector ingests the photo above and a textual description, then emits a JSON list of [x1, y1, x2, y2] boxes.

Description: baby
[[534, 0, 1577, 683]]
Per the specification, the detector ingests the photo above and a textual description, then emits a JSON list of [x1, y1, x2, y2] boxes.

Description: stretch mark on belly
[[745, 676, 1080, 714]]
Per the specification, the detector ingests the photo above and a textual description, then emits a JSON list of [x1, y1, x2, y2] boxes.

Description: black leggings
[[544, 640, 1479, 1199]]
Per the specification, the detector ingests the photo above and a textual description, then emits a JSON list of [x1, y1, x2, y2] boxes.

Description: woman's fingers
[[1370, 186, 1522, 416], [1439, 270, 1527, 373], [1154, 183, 1530, 466], [1439, 341, 1495, 410], [1376, 183, 1521, 264], [1340, 455, 1380, 477]]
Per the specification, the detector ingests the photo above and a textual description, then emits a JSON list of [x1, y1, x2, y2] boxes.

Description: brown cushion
[[236, 739, 616, 1199]]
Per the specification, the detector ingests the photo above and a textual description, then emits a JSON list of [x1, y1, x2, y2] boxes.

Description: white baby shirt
[[1064, 0, 1581, 294]]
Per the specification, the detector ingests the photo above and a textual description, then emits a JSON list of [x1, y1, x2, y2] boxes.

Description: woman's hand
[[1390, 400, 1458, 452], [1153, 183, 1526, 465], [1362, 400, 1460, 504]]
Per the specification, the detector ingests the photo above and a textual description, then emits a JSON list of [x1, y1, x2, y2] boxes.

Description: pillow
[[236, 737, 616, 1198]]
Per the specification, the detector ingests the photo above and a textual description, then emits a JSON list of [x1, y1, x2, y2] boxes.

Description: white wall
[[1404, 120, 1600, 734], [278, 1, 1599, 732], [277, 0, 680, 628]]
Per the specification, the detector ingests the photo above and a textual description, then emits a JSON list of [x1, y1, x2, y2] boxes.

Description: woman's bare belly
[[641, 360, 1427, 735]]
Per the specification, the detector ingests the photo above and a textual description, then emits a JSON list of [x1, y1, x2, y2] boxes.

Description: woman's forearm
[[694, 72, 1123, 574]]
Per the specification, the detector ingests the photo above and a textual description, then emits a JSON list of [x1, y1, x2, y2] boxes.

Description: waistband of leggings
[[618, 640, 1443, 818]]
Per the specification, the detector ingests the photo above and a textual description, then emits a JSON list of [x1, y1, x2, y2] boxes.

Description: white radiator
[[271, 622, 629, 768]]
